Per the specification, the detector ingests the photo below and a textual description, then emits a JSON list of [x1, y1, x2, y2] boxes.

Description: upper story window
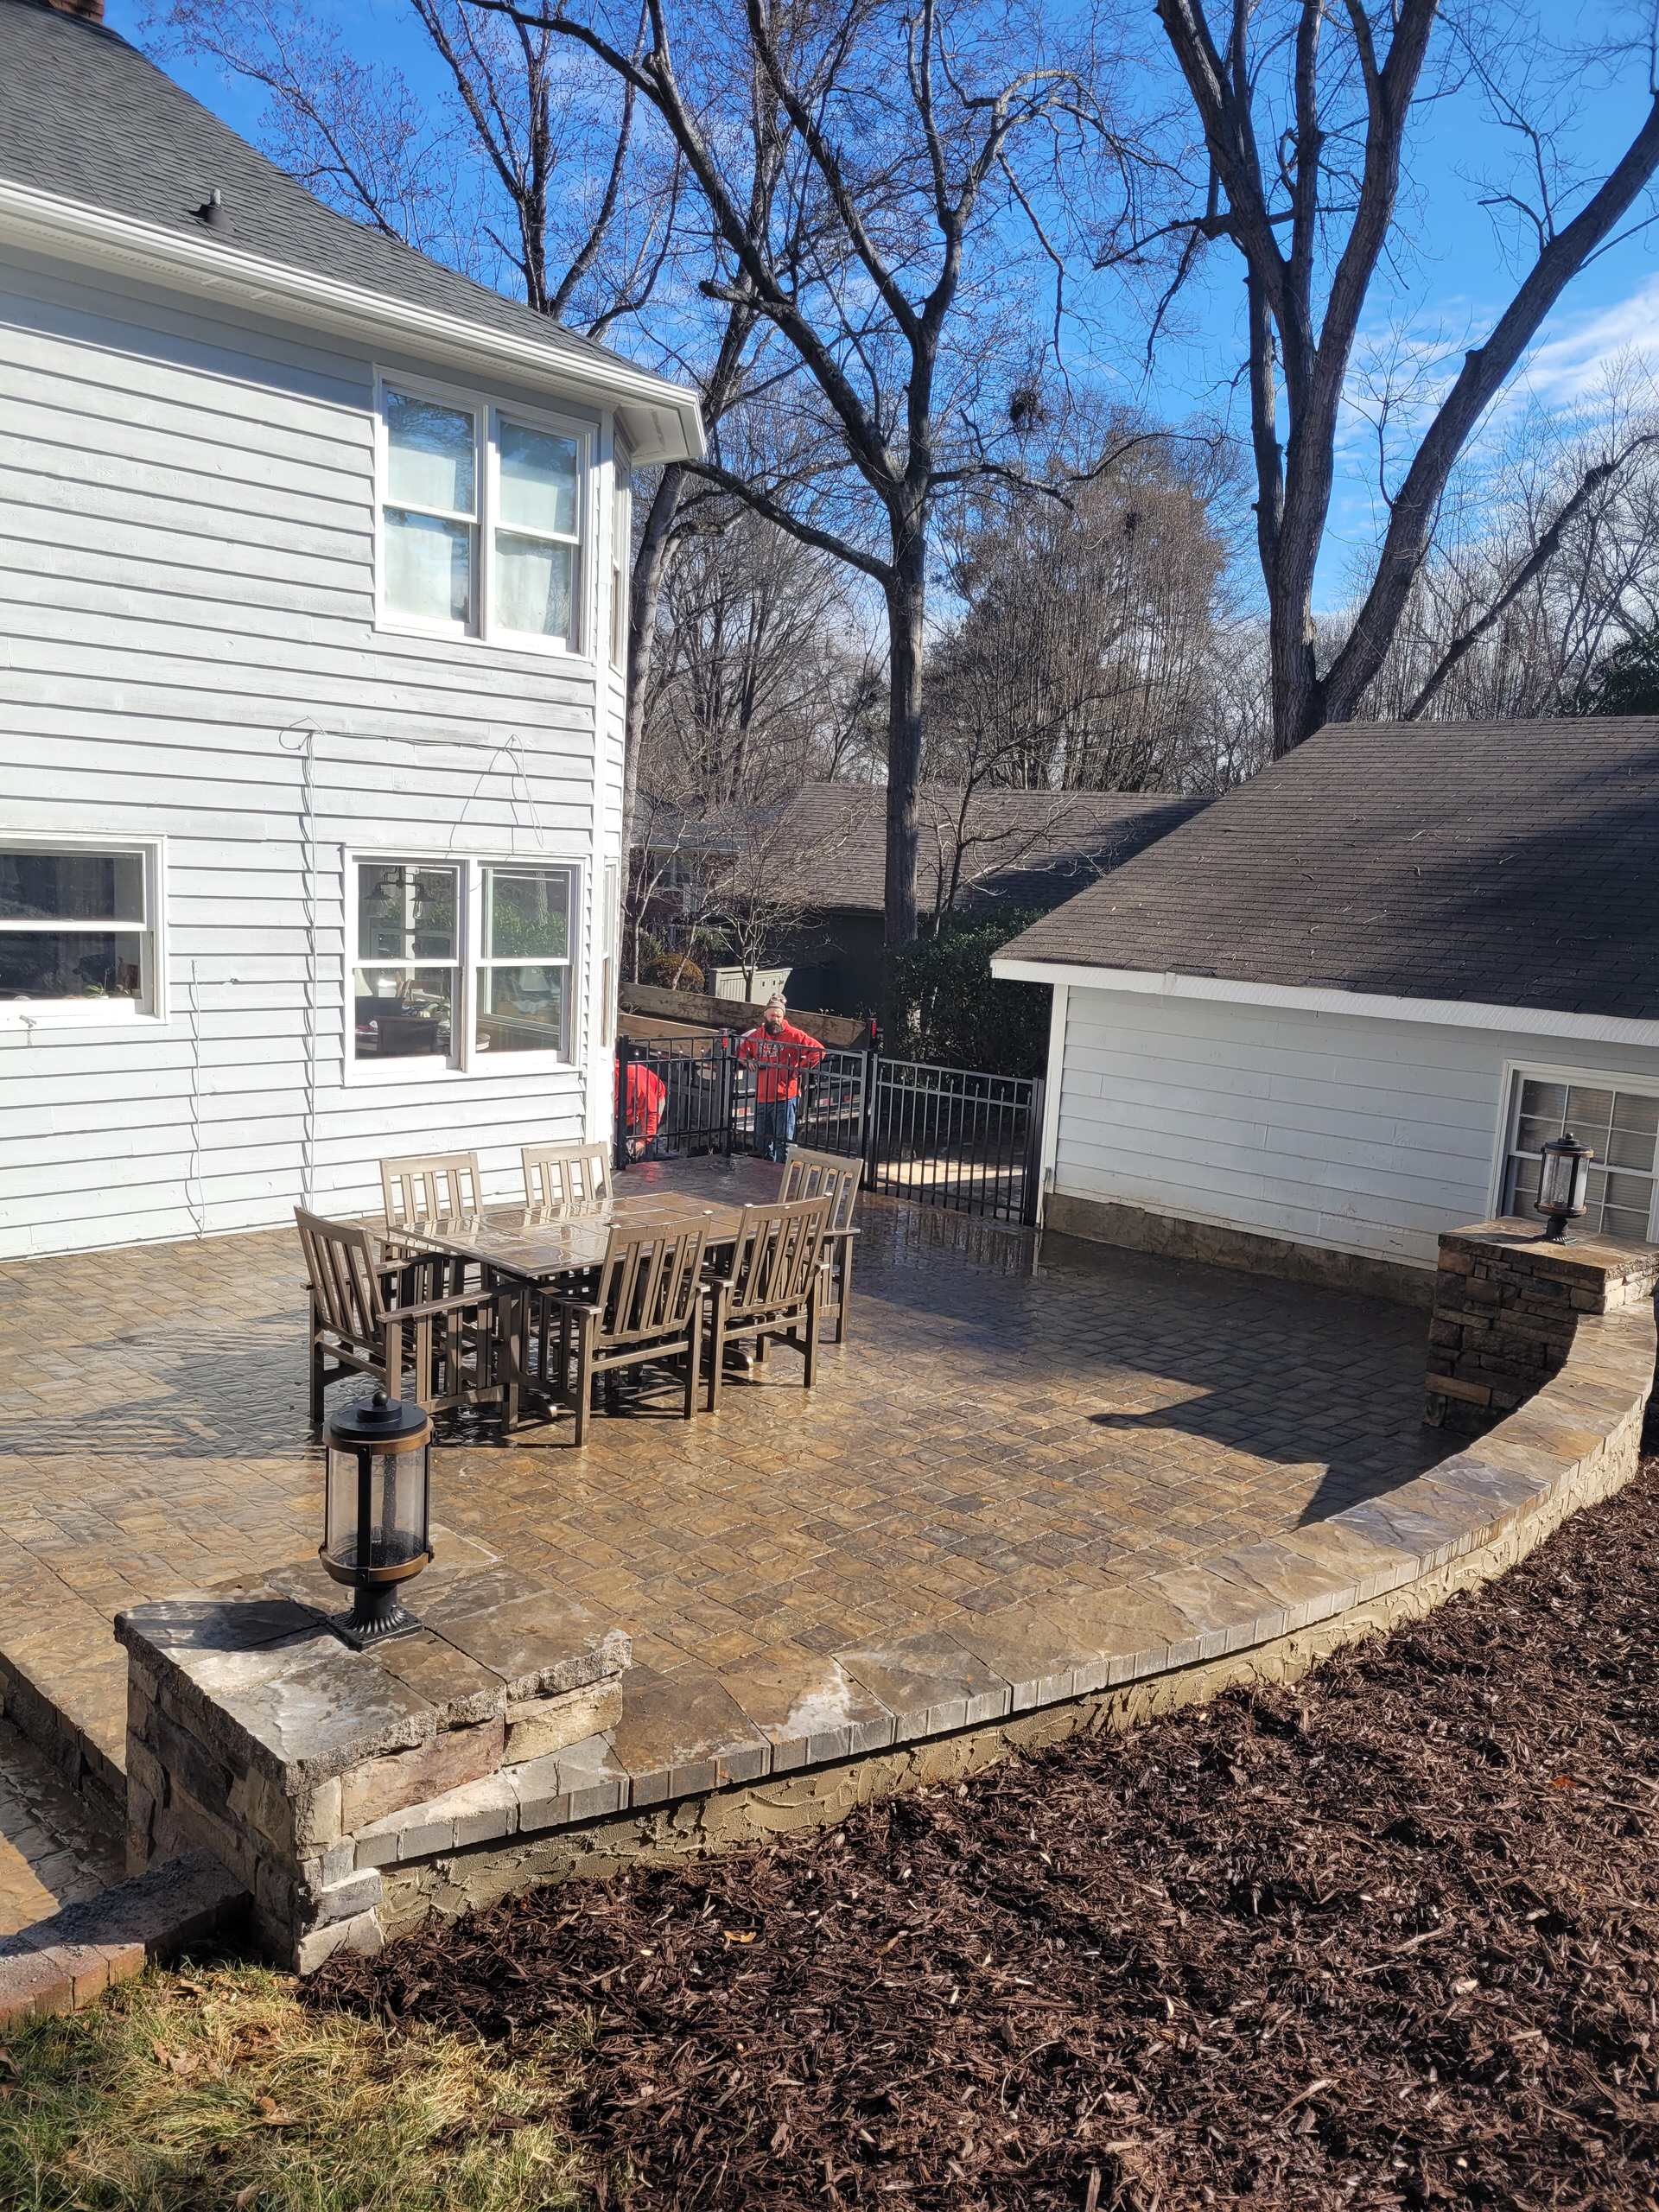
[[1501, 1068, 1659, 1243], [0, 841, 163, 1021], [378, 378, 588, 653]]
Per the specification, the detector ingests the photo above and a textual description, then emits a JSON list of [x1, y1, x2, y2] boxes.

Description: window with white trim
[[1501, 1069, 1659, 1242], [0, 842, 161, 1016], [475, 864, 573, 1058], [379, 379, 588, 651], [352, 856, 576, 1073]]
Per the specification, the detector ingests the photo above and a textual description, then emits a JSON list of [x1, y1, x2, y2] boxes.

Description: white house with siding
[[0, 0, 702, 1260], [992, 717, 1659, 1303]]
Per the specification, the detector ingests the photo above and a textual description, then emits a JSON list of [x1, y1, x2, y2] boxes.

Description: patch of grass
[[0, 1955, 588, 2212]]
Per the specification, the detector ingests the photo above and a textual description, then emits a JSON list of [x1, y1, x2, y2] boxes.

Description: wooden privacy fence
[[614, 1033, 1044, 1227]]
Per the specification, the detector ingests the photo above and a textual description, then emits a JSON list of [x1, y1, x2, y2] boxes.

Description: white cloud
[[1519, 276, 1659, 405]]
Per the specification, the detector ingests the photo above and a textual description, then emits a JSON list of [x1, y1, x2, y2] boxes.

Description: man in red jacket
[[622, 1056, 667, 1160], [738, 995, 823, 1161]]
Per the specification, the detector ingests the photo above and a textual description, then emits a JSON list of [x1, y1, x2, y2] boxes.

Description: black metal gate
[[866, 1058, 1043, 1226], [616, 1033, 1044, 1225]]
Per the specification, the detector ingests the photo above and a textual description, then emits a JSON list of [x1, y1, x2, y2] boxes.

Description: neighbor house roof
[[995, 716, 1659, 1025], [771, 784, 1205, 918], [0, 0, 702, 461]]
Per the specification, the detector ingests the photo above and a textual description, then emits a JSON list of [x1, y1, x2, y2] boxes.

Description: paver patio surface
[[0, 1190, 1445, 1923]]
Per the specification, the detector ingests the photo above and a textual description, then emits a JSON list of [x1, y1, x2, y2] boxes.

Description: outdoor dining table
[[379, 1154, 789, 1428]]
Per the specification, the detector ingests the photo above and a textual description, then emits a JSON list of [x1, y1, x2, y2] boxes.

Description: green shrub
[[890, 910, 1048, 1076], [643, 951, 707, 994]]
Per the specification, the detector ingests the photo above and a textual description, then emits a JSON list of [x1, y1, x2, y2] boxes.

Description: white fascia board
[[0, 179, 705, 464], [988, 955, 1659, 1051]]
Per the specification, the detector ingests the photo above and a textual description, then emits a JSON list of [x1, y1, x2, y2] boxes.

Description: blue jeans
[[754, 1096, 797, 1162]]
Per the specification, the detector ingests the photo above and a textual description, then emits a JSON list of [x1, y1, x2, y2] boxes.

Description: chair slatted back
[[522, 1141, 613, 1210], [594, 1224, 709, 1347], [781, 1147, 863, 1234], [381, 1150, 483, 1230], [296, 1207, 386, 1350], [726, 1197, 833, 1322]]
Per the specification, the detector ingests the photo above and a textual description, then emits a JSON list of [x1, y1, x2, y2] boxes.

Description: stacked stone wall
[[1425, 1218, 1659, 1433]]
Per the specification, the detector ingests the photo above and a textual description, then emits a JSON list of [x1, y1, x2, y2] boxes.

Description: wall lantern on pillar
[[1535, 1130, 1592, 1243], [321, 1392, 433, 1646]]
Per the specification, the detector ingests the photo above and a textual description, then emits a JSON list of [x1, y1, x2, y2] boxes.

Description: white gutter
[[988, 955, 1659, 1052], [0, 178, 705, 465]]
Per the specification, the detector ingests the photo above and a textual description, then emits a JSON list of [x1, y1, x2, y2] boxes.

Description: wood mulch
[[317, 1465, 1659, 2211]]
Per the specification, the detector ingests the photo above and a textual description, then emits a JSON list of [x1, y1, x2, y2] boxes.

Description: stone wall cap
[[1441, 1217, 1659, 1279]]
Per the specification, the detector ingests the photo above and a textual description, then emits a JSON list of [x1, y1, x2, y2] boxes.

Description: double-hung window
[[352, 855, 575, 1073], [379, 378, 588, 652], [0, 841, 162, 1018], [475, 864, 573, 1058], [354, 861, 461, 1064], [1501, 1069, 1659, 1242]]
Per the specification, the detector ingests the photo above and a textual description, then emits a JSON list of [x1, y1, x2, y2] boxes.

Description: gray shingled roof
[[0, 0, 682, 406], [997, 716, 1659, 1023], [774, 784, 1205, 917]]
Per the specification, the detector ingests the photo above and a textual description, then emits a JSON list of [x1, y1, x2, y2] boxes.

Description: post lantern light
[[321, 1391, 433, 1647], [1535, 1129, 1593, 1243]]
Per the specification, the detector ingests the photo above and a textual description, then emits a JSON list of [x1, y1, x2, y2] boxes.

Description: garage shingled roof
[[996, 716, 1659, 1024]]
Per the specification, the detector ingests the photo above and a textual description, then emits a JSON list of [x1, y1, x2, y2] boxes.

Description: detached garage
[[991, 718, 1659, 1304]]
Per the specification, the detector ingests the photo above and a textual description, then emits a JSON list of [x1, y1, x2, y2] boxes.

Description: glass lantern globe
[[1535, 1129, 1592, 1244], [321, 1391, 433, 1646]]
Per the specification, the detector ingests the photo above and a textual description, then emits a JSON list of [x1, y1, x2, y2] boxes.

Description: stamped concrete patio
[[0, 1188, 1448, 1930]]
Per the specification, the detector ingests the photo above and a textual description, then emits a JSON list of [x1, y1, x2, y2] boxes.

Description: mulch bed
[[317, 1466, 1659, 2211]]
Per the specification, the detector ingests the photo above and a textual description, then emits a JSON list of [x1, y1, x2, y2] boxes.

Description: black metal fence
[[615, 1032, 1044, 1226]]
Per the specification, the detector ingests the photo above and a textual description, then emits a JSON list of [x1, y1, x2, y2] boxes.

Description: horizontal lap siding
[[0, 249, 621, 1258], [1053, 987, 1659, 1269]]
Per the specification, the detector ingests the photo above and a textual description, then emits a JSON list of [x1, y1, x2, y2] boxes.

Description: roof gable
[[0, 0, 699, 454]]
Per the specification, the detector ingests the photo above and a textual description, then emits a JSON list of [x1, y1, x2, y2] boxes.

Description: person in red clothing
[[622, 1056, 667, 1160], [738, 994, 823, 1161]]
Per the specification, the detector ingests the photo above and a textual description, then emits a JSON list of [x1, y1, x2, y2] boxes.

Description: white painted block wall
[[0, 245, 628, 1258], [1053, 985, 1659, 1272]]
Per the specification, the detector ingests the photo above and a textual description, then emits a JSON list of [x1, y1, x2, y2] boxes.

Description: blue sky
[[109, 0, 1659, 609]]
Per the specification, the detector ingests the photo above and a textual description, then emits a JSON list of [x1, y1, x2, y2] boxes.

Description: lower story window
[[352, 855, 576, 1072], [0, 842, 159, 1014], [1502, 1071, 1659, 1241], [476, 864, 572, 1058]]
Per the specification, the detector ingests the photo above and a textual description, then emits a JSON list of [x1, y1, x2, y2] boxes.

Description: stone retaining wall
[[117, 1563, 628, 1973]]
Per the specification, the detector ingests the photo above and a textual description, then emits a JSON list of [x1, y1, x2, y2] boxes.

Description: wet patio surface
[[0, 1187, 1445, 1929]]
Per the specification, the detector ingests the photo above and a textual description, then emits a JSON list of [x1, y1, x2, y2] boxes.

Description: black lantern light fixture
[[1535, 1129, 1593, 1243], [321, 1392, 433, 1647]]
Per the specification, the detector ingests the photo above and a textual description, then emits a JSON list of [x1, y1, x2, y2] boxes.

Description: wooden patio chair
[[540, 1222, 709, 1446], [521, 1140, 613, 1209], [780, 1147, 863, 1344], [705, 1195, 833, 1411], [380, 1149, 486, 1293], [295, 1207, 501, 1422]]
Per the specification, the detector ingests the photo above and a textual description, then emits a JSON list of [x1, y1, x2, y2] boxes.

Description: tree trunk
[[1269, 559, 1325, 755], [883, 528, 925, 950]]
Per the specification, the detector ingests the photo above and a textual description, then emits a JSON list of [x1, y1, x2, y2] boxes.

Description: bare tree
[[1147, 1, 1659, 755], [464, 0, 1153, 957], [928, 410, 1250, 793], [1351, 369, 1659, 721]]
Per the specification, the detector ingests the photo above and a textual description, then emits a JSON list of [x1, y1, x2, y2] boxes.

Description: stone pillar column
[[118, 1569, 628, 1972], [1425, 1217, 1659, 1434]]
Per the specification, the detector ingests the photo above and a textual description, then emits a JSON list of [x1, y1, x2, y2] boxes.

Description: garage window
[[1502, 1071, 1659, 1242]]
